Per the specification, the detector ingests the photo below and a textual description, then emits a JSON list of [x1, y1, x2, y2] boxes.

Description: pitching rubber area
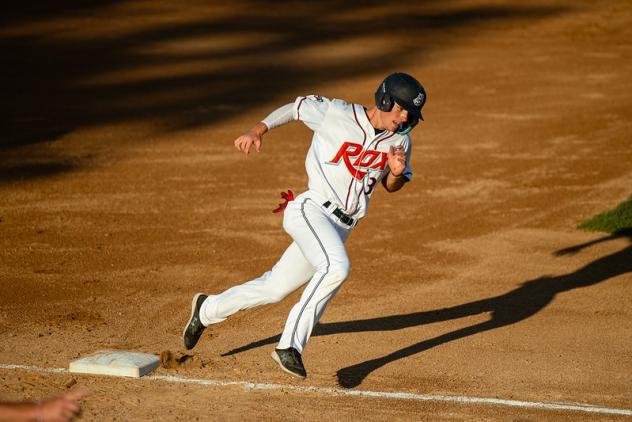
[[1, 362, 630, 417]]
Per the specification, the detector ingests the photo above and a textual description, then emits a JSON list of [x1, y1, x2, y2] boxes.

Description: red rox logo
[[329, 142, 388, 180]]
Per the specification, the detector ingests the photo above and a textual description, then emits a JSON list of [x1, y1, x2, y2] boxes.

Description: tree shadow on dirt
[[0, 1, 567, 181], [222, 229, 631, 388]]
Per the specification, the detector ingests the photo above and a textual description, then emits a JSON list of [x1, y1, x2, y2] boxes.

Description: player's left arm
[[382, 145, 410, 192]]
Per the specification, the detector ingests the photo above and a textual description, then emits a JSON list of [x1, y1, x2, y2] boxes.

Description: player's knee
[[327, 261, 350, 283], [282, 212, 299, 236]]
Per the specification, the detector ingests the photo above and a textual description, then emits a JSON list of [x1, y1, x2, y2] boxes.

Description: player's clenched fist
[[387, 145, 406, 176], [234, 122, 268, 155]]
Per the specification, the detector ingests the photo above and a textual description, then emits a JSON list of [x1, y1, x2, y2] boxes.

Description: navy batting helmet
[[375, 72, 426, 134]]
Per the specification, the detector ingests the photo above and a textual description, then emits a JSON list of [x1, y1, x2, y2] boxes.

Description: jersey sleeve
[[261, 103, 295, 130], [293, 95, 331, 131]]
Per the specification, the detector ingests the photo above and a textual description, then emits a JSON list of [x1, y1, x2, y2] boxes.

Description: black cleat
[[182, 293, 208, 350], [271, 347, 307, 379]]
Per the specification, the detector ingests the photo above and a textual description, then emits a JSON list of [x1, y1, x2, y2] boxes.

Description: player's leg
[[277, 198, 351, 354], [184, 241, 315, 350], [199, 242, 315, 325]]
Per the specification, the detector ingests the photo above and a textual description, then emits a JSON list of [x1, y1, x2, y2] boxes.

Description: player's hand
[[38, 388, 89, 422], [233, 130, 261, 155], [387, 145, 406, 177], [233, 123, 267, 155]]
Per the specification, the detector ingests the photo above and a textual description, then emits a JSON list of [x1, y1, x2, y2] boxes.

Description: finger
[[65, 387, 90, 401], [63, 400, 80, 412], [60, 400, 78, 413], [235, 138, 245, 152], [62, 408, 76, 421], [254, 139, 261, 153], [388, 145, 395, 157], [238, 139, 251, 155]]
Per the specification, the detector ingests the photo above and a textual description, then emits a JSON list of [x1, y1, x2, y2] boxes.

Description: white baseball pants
[[199, 191, 351, 353]]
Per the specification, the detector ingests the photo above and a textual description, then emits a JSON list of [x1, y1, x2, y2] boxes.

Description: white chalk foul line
[[1, 363, 630, 416], [0, 364, 67, 374]]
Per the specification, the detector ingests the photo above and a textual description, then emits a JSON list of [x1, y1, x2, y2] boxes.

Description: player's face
[[382, 103, 409, 132]]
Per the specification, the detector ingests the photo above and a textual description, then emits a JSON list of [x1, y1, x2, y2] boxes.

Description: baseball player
[[183, 72, 426, 379]]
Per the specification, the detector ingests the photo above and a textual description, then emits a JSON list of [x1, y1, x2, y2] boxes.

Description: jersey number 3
[[364, 176, 378, 195]]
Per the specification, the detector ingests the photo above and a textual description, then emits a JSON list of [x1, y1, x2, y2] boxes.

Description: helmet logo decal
[[413, 92, 424, 107]]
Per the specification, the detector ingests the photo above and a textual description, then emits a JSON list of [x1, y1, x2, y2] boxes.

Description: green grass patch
[[578, 194, 632, 234]]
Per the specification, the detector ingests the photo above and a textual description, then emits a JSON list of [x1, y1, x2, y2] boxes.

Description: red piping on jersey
[[345, 104, 367, 211], [374, 132, 395, 150], [296, 96, 307, 120]]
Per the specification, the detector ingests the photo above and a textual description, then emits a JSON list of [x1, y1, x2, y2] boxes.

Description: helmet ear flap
[[374, 82, 393, 112]]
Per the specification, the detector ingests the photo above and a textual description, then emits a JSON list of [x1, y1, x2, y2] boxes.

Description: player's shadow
[[222, 229, 631, 388]]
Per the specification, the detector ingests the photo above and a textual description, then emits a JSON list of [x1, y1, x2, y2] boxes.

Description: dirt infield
[[1, 0, 631, 420]]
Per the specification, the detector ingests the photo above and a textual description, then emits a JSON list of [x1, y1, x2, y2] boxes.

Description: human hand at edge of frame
[[386, 145, 406, 177], [37, 388, 89, 422], [233, 122, 268, 155]]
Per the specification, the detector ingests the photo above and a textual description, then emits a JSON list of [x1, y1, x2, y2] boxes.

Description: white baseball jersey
[[198, 93, 418, 357], [293, 95, 413, 221]]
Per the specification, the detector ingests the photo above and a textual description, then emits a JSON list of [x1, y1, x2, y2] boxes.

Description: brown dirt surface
[[1, 0, 631, 420]]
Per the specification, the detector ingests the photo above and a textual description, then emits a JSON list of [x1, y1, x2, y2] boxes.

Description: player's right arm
[[233, 96, 330, 155], [233, 103, 295, 155]]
